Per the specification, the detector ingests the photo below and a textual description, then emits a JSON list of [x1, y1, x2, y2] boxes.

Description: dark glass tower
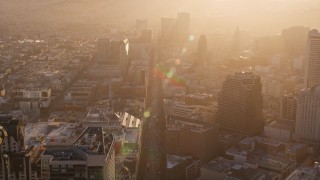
[[197, 35, 208, 66], [217, 72, 263, 135]]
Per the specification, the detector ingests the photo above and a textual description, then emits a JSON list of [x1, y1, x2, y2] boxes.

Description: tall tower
[[95, 38, 128, 65], [196, 35, 208, 66], [232, 27, 241, 55], [160, 12, 191, 46], [217, 72, 263, 135], [295, 86, 320, 145], [304, 29, 320, 88], [161, 18, 176, 44], [96, 38, 110, 63], [176, 12, 190, 42]]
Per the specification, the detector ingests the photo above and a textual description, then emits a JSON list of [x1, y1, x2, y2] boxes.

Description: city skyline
[[0, 1, 320, 180]]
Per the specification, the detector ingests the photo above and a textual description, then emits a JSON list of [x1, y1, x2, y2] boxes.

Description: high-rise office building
[[280, 92, 297, 121], [161, 12, 190, 45], [281, 26, 309, 57], [0, 116, 40, 180], [176, 12, 190, 42], [195, 35, 210, 66], [92, 38, 129, 79], [295, 86, 320, 145], [232, 27, 241, 55], [197, 35, 207, 55], [96, 38, 129, 66], [231, 27, 251, 56], [217, 72, 263, 135], [161, 18, 176, 43], [304, 29, 320, 88], [41, 127, 115, 180]]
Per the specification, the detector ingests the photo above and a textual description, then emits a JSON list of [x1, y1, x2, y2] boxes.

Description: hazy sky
[[1, 0, 319, 36]]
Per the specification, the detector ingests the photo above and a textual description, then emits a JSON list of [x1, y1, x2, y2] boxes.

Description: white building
[[304, 29, 320, 88], [13, 88, 52, 111], [295, 86, 320, 144], [14, 88, 51, 99]]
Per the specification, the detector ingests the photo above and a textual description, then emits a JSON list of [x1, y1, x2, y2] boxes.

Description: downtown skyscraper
[[295, 86, 320, 145], [218, 72, 263, 135], [160, 12, 190, 46], [304, 29, 320, 88]]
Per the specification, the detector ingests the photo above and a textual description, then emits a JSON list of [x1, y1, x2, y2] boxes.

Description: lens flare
[[144, 111, 150, 118], [188, 34, 195, 41]]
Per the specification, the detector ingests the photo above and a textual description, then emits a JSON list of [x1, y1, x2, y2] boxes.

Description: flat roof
[[43, 148, 85, 161], [203, 157, 245, 173], [167, 154, 192, 169], [286, 168, 319, 180]]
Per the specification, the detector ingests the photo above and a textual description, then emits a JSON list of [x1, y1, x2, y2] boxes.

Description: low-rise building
[[201, 157, 269, 180], [167, 155, 200, 180], [264, 121, 293, 142], [285, 143, 308, 163], [166, 116, 219, 164], [164, 99, 215, 123], [41, 127, 115, 180], [285, 165, 320, 180]]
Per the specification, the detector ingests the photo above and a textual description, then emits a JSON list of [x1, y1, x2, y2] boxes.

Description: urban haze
[[0, 0, 320, 180]]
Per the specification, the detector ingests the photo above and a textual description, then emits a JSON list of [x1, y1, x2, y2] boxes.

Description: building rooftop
[[83, 104, 119, 125], [286, 143, 307, 153], [286, 167, 320, 180], [265, 121, 293, 131], [167, 154, 193, 169], [257, 156, 293, 172], [283, 92, 297, 99], [185, 93, 213, 100], [43, 147, 85, 161], [43, 127, 114, 162], [309, 29, 320, 36], [301, 85, 320, 96], [167, 115, 216, 132], [225, 167, 264, 180], [231, 72, 259, 80], [202, 157, 245, 173], [124, 128, 140, 144], [120, 112, 141, 128], [74, 127, 105, 155], [237, 136, 284, 147]]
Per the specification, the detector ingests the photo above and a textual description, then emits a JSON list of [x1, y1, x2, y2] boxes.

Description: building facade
[[304, 29, 320, 88], [166, 116, 219, 164], [218, 72, 263, 135], [0, 116, 40, 180], [280, 93, 297, 121], [161, 12, 190, 45], [41, 127, 115, 180], [295, 86, 320, 145]]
